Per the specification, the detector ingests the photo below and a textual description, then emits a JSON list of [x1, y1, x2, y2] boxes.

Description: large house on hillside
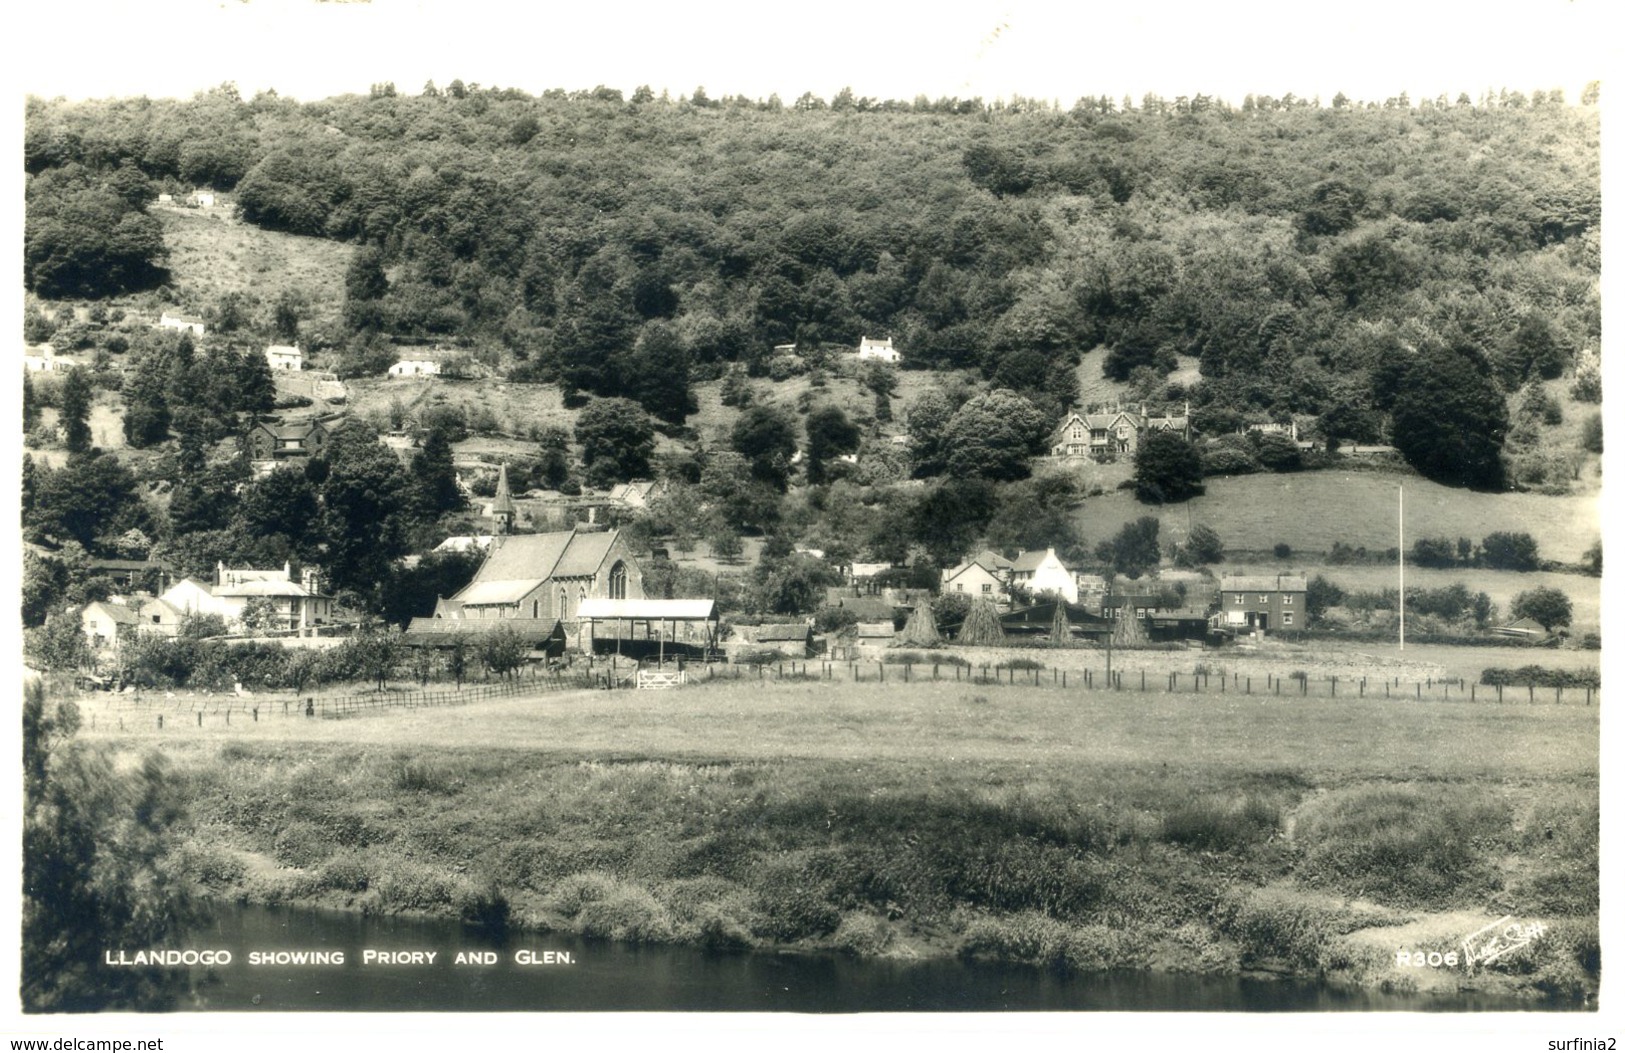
[[435, 528, 643, 625], [244, 418, 330, 463], [855, 336, 900, 364], [1050, 404, 1190, 461], [151, 562, 333, 632]]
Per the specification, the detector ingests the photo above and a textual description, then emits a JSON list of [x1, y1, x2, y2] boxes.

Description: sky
[[11, 0, 1612, 107]]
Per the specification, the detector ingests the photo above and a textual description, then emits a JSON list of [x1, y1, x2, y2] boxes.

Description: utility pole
[[1398, 483, 1405, 651], [1105, 573, 1114, 682]]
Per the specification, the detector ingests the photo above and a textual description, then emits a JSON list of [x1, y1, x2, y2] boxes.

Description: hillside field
[[154, 203, 353, 331], [1074, 472, 1600, 565]]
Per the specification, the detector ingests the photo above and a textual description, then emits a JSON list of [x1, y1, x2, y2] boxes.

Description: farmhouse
[[941, 550, 1013, 601], [266, 344, 303, 371], [388, 359, 440, 377], [1049, 403, 1191, 460], [244, 418, 330, 463], [158, 311, 206, 337], [1218, 573, 1308, 633], [855, 336, 900, 363], [134, 597, 187, 637], [437, 528, 643, 626], [752, 622, 815, 657], [1008, 548, 1078, 603]]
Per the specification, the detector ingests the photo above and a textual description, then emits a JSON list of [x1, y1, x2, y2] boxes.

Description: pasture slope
[[95, 676, 1600, 1007], [1075, 471, 1600, 564]]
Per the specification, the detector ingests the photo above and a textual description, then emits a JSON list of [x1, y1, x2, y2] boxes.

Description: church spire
[[491, 462, 516, 534]]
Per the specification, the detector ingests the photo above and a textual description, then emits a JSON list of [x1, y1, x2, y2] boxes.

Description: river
[[148, 903, 1554, 1012]]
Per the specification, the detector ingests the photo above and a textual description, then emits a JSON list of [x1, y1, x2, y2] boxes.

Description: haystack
[[898, 600, 941, 648], [957, 599, 1006, 646]]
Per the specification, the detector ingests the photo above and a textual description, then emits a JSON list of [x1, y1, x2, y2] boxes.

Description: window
[[981, 583, 992, 593], [1283, 595, 1294, 605], [609, 561, 628, 600], [532, 600, 539, 618], [956, 583, 964, 592], [1283, 613, 1294, 626], [559, 588, 568, 618], [1233, 594, 1243, 605]]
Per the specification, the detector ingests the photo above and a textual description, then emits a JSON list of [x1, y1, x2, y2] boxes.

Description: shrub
[[456, 880, 514, 935], [813, 606, 859, 633], [1480, 531, 1540, 571], [272, 822, 333, 868], [177, 844, 248, 888], [1273, 542, 1292, 559], [317, 853, 372, 893], [393, 760, 459, 794], [1161, 795, 1280, 851], [374, 860, 459, 910], [997, 658, 1044, 671], [831, 912, 895, 956]]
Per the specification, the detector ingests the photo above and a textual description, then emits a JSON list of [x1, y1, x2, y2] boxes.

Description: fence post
[[1470, 684, 1475, 703], [1416, 683, 1421, 701], [1359, 678, 1365, 698], [1528, 685, 1534, 705], [1497, 684, 1503, 703], [1300, 676, 1306, 696], [1331, 676, 1337, 697], [197, 711, 202, 727], [1140, 671, 1146, 692], [157, 715, 163, 729], [1245, 677, 1250, 695], [1557, 686, 1563, 705], [1062, 671, 1066, 688], [905, 663, 911, 683]]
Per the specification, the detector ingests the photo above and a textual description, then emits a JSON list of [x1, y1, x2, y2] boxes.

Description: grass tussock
[[393, 760, 460, 795], [960, 912, 1151, 972], [1161, 794, 1281, 851]]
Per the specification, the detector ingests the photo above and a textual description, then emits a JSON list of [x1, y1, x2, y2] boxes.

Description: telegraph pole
[[1398, 483, 1405, 651]]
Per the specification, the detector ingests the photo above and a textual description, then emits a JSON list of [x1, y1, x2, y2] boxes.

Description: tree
[[320, 421, 411, 596], [1480, 531, 1540, 571], [25, 177, 168, 298], [478, 626, 528, 680], [23, 608, 92, 673], [1511, 587, 1572, 631], [240, 597, 280, 633], [24, 682, 196, 1010], [575, 397, 656, 487], [343, 246, 390, 332], [1410, 537, 1459, 569], [731, 404, 799, 491], [1176, 524, 1224, 567], [59, 368, 93, 453], [25, 451, 149, 551], [1096, 517, 1162, 578], [1390, 346, 1508, 491], [941, 389, 1049, 482], [804, 405, 861, 484], [1133, 431, 1205, 504], [1305, 574, 1346, 626], [409, 426, 464, 521]]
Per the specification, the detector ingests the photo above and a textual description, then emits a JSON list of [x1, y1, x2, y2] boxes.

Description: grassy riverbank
[[93, 680, 1600, 1005]]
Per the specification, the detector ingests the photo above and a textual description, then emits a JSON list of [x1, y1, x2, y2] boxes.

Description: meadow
[[1075, 472, 1600, 565], [92, 677, 1600, 1004]]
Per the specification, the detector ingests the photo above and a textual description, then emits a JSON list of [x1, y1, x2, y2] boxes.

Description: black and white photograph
[[7, 1, 1615, 1049]]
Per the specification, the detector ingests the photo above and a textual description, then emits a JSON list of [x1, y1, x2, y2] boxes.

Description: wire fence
[[73, 657, 1597, 734]]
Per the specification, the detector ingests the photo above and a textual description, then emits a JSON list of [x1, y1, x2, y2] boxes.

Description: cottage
[[158, 311, 207, 337], [23, 344, 75, 372], [244, 418, 330, 462], [439, 528, 643, 627], [135, 597, 188, 638], [86, 558, 169, 589], [752, 622, 815, 658], [191, 191, 216, 208], [1049, 404, 1190, 461], [1218, 574, 1308, 633], [266, 345, 303, 371], [605, 480, 663, 512], [81, 601, 139, 650], [941, 550, 1013, 601], [1008, 548, 1078, 604], [388, 359, 440, 377], [855, 336, 900, 364]]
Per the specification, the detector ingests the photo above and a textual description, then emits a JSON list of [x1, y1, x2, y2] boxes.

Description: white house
[[158, 311, 207, 337], [81, 601, 139, 650], [155, 563, 332, 632], [1008, 548, 1078, 604], [23, 344, 74, 372], [856, 336, 900, 364], [941, 550, 1013, 601], [388, 359, 441, 377], [266, 345, 303, 371], [192, 191, 216, 208]]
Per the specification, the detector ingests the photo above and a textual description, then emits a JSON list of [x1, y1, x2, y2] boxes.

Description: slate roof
[[85, 601, 139, 625], [754, 623, 813, 642], [1219, 575, 1309, 593], [452, 529, 624, 606]]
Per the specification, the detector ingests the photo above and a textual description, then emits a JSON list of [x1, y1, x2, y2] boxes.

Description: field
[[87, 675, 1600, 1003], [154, 204, 353, 329], [1074, 471, 1601, 564]]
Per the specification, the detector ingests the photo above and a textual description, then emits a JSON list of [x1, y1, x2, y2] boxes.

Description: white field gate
[[636, 668, 686, 690]]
